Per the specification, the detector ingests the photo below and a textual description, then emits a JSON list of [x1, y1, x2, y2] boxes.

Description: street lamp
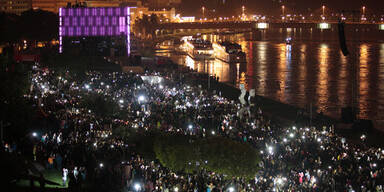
[[202, 6, 205, 20], [282, 5, 285, 16], [322, 5, 325, 16], [362, 6, 366, 21]]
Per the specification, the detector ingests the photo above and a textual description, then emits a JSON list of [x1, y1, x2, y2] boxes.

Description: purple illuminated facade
[[59, 7, 132, 55]]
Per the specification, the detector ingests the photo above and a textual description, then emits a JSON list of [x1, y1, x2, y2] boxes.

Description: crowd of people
[[3, 63, 384, 192]]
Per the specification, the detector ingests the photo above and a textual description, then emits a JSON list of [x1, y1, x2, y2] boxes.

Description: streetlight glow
[[202, 6, 205, 19], [138, 95, 145, 102], [322, 5, 325, 16], [134, 183, 141, 191]]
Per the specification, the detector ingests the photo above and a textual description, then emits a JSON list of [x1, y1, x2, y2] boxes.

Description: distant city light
[[319, 23, 330, 29], [257, 23, 268, 29], [32, 132, 38, 137]]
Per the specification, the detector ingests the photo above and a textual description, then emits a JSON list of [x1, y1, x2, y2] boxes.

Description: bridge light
[[257, 23, 268, 29], [318, 22, 330, 29]]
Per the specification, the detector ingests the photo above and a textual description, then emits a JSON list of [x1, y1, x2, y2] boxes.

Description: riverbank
[[140, 57, 384, 147], [141, 58, 335, 125]]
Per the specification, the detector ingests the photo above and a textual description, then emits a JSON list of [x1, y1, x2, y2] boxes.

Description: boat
[[212, 41, 246, 63], [285, 37, 292, 45], [182, 37, 214, 60]]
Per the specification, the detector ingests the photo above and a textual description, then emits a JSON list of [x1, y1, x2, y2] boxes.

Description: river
[[155, 27, 384, 129]]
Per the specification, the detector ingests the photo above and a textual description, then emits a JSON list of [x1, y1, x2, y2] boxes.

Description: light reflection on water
[[156, 29, 384, 126], [317, 44, 330, 114]]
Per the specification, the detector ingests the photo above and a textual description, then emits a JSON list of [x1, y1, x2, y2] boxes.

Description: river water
[[156, 27, 384, 127]]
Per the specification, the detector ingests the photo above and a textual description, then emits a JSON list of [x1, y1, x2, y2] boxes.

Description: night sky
[[179, 0, 384, 16]]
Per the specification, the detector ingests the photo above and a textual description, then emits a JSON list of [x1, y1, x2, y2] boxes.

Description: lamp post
[[242, 5, 245, 19], [322, 5, 325, 16], [361, 6, 366, 22], [202, 6, 205, 20], [282, 5, 285, 16]]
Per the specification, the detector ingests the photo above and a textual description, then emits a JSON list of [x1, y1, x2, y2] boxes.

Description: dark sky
[[179, 0, 384, 16]]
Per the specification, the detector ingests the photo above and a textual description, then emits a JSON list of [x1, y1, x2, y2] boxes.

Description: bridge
[[155, 21, 384, 35]]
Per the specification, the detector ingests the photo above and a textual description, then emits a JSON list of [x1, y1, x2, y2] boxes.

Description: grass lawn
[[16, 169, 67, 188]]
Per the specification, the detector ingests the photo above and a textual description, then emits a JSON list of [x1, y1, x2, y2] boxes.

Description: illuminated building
[[130, 7, 176, 23], [31, 0, 140, 13], [59, 7, 133, 56], [146, 0, 180, 8], [32, 0, 76, 13], [0, 0, 32, 15]]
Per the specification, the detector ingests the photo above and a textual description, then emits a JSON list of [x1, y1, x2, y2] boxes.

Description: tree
[[44, 53, 90, 80], [0, 12, 21, 43], [19, 9, 58, 41], [153, 134, 261, 178], [0, 60, 34, 139], [133, 14, 159, 39]]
